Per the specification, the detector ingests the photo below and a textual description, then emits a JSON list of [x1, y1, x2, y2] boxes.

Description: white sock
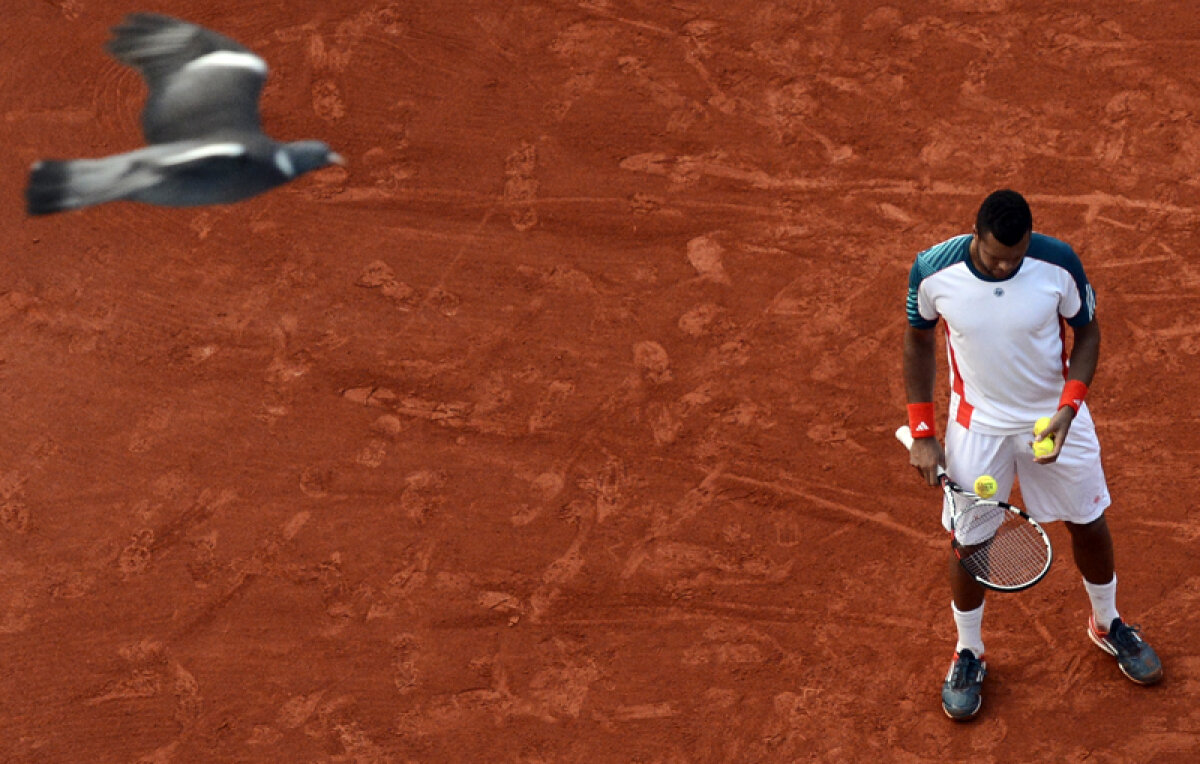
[[952, 601, 985, 657], [1083, 574, 1120, 629]]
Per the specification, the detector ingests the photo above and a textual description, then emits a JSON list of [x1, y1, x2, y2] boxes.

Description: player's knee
[[1065, 512, 1110, 539]]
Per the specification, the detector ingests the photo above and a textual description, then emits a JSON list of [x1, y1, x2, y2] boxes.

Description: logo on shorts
[[993, 287, 1005, 297]]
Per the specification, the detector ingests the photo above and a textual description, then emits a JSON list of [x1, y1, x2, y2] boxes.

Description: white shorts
[[943, 405, 1110, 531]]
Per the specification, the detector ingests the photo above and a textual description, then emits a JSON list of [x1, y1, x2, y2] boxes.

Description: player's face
[[971, 228, 1030, 279]]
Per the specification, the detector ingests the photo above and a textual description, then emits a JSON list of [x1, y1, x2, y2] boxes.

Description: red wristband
[[1058, 380, 1088, 413], [907, 402, 936, 438]]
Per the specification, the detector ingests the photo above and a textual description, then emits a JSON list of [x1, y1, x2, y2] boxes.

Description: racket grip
[[896, 424, 948, 480]]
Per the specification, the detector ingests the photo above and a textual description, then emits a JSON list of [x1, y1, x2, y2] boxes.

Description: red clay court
[[2, 2, 1198, 761]]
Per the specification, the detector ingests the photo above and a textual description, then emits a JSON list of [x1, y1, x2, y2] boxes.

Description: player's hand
[[909, 436, 945, 486], [1032, 407, 1075, 464]]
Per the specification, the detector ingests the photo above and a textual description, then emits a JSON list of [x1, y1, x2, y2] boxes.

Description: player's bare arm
[[1035, 318, 1100, 464], [903, 324, 944, 484]]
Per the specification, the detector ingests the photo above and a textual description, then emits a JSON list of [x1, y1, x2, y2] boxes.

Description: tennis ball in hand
[[1032, 416, 1055, 457], [973, 475, 998, 499]]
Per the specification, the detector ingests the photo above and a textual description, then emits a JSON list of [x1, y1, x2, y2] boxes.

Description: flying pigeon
[[26, 13, 344, 216]]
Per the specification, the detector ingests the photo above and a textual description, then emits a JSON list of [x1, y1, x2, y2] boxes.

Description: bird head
[[278, 141, 345, 177]]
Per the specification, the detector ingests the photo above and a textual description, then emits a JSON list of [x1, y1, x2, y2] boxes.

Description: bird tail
[[26, 161, 78, 216], [26, 154, 150, 216]]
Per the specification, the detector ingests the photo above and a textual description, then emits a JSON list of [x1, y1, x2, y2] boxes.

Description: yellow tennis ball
[[1032, 416, 1055, 457], [973, 475, 998, 499]]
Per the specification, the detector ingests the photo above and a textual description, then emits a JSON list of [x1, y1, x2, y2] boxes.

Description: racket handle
[[896, 424, 948, 480]]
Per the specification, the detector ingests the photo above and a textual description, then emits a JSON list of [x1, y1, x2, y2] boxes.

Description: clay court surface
[[2, 1, 1199, 761]]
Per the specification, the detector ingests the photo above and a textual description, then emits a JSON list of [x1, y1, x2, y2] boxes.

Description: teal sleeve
[[906, 259, 938, 329]]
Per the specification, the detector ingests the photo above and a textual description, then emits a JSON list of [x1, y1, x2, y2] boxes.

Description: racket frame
[[896, 425, 1053, 592]]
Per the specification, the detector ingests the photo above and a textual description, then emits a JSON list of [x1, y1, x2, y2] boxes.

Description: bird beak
[[329, 152, 346, 166]]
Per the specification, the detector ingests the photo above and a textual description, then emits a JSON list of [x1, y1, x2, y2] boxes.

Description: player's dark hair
[[975, 189, 1032, 246]]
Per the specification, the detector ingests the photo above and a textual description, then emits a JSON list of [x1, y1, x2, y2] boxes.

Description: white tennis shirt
[[906, 233, 1097, 435]]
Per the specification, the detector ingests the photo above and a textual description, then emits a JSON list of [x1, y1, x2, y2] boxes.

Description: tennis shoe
[[1088, 615, 1163, 685], [941, 649, 986, 721]]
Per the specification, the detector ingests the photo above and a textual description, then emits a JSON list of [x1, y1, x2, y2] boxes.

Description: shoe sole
[[942, 697, 982, 721], [1088, 625, 1163, 686]]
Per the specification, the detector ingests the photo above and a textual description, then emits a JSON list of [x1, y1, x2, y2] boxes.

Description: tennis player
[[902, 189, 1162, 721]]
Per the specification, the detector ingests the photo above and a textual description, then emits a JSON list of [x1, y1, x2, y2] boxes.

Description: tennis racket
[[896, 425, 1052, 592]]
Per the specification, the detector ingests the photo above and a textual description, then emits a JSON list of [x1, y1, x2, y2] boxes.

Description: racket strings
[[948, 489, 982, 517], [952, 500, 1050, 588]]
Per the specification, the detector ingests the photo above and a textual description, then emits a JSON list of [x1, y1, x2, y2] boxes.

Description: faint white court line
[[722, 473, 941, 549], [330, 181, 1200, 220]]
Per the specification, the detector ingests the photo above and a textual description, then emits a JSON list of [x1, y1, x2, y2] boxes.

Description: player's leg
[[1016, 408, 1162, 685], [940, 551, 988, 719], [1064, 515, 1163, 684], [942, 550, 988, 720], [950, 557, 986, 614], [943, 421, 1009, 628], [1064, 512, 1115, 594], [941, 423, 1007, 720]]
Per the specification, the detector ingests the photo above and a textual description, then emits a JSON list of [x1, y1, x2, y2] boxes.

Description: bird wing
[[106, 14, 268, 144], [156, 142, 248, 166], [91, 143, 256, 201], [26, 143, 216, 213]]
